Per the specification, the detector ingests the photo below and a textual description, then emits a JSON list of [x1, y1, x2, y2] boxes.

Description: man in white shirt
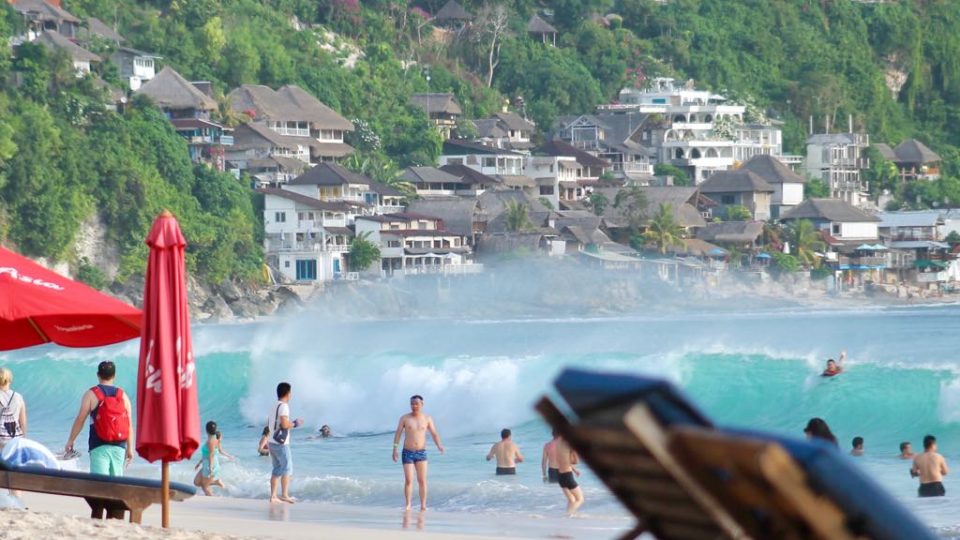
[[267, 382, 302, 504]]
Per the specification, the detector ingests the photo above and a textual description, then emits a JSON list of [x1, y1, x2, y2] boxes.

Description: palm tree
[[504, 201, 533, 232], [787, 219, 826, 268], [643, 203, 686, 254]]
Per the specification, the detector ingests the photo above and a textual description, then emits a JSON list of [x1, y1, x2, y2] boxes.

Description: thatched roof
[[228, 84, 353, 130], [410, 93, 462, 116], [136, 66, 216, 111], [538, 139, 610, 168], [873, 143, 897, 162], [893, 139, 941, 164], [699, 170, 774, 194], [406, 197, 479, 237], [11, 0, 79, 23], [401, 166, 461, 185], [739, 155, 807, 185], [527, 14, 557, 35], [81, 17, 125, 43], [478, 232, 546, 254], [595, 186, 706, 229], [289, 162, 371, 187], [37, 30, 100, 63], [434, 0, 472, 22], [479, 190, 551, 233], [781, 199, 879, 223], [438, 164, 503, 186], [697, 221, 764, 244]]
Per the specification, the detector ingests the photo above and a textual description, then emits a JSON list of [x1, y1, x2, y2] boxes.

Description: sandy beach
[[11, 491, 629, 540]]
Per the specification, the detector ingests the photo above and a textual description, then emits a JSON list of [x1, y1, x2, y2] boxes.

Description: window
[[295, 259, 317, 281], [832, 223, 841, 235], [721, 195, 735, 205], [448, 158, 463, 165], [284, 261, 290, 268], [540, 186, 555, 195], [387, 240, 401, 248], [483, 157, 496, 168], [275, 211, 286, 223]]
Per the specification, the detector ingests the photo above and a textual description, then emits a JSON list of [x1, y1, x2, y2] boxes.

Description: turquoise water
[[4, 304, 960, 532]]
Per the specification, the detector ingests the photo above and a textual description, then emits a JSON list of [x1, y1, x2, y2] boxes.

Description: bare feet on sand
[[279, 495, 296, 504]]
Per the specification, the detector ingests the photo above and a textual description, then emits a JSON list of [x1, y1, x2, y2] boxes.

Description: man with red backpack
[[64, 361, 134, 476]]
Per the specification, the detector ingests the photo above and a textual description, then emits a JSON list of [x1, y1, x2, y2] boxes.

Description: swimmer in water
[[822, 351, 846, 377], [899, 441, 915, 460]]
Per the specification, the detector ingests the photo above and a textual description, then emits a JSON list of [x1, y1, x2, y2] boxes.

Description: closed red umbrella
[[0, 246, 141, 350], [136, 211, 199, 527]]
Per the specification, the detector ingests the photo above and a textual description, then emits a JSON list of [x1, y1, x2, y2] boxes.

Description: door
[[333, 258, 341, 275], [295, 259, 317, 281]]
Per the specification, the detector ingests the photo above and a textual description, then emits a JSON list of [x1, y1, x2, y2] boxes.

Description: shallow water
[[5, 303, 960, 535]]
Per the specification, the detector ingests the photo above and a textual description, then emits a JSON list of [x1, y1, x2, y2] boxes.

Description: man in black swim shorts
[[555, 435, 584, 515], [487, 428, 523, 476], [912, 434, 949, 498]]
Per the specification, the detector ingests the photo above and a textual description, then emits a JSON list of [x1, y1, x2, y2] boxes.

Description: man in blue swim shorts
[[392, 395, 444, 511]]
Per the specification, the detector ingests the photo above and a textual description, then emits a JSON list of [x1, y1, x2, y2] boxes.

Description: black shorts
[[558, 471, 578, 490], [919, 482, 946, 497], [496, 467, 516, 475], [547, 467, 560, 483]]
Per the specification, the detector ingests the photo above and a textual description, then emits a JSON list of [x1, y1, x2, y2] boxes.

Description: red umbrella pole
[[162, 460, 170, 528]]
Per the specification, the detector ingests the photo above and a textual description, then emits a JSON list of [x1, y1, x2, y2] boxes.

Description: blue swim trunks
[[401, 448, 427, 464]]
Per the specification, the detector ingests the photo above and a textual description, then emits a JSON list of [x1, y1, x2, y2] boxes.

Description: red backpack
[[91, 386, 130, 442]]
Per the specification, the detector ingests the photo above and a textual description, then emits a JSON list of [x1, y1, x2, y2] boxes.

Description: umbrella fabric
[[0, 246, 141, 350], [136, 213, 199, 463]]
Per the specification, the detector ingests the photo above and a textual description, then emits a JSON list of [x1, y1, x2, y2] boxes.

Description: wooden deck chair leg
[[623, 404, 749, 540], [129, 507, 144, 524], [86, 497, 106, 519]]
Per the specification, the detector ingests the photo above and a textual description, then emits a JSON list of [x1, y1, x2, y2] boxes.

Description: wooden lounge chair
[[0, 460, 195, 523], [537, 368, 936, 540]]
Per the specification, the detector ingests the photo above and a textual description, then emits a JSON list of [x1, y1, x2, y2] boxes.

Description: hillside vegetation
[[1, 0, 959, 285]]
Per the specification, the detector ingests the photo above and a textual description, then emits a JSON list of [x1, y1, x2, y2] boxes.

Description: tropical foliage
[[504, 201, 533, 232], [641, 203, 685, 254], [348, 231, 381, 271], [786, 219, 826, 269]]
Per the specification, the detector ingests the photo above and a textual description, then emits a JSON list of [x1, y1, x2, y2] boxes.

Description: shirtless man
[[541, 429, 560, 483], [392, 395, 444, 511], [911, 434, 948, 497], [486, 429, 523, 475], [555, 435, 583, 515]]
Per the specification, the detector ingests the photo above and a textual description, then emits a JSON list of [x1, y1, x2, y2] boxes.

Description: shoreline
[[14, 492, 631, 540]]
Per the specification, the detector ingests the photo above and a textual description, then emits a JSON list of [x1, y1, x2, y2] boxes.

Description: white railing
[[917, 272, 948, 283], [398, 264, 484, 276]]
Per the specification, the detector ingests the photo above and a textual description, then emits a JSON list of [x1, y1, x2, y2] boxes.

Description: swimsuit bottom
[[558, 471, 578, 490], [401, 448, 427, 464], [919, 481, 946, 497], [496, 467, 516, 475], [547, 467, 560, 483]]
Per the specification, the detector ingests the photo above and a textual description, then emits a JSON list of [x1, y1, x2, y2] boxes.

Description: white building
[[354, 213, 478, 276], [781, 198, 879, 241], [110, 47, 160, 90], [803, 132, 870, 207], [439, 140, 524, 176], [524, 155, 580, 209], [258, 188, 352, 283], [605, 78, 793, 184]]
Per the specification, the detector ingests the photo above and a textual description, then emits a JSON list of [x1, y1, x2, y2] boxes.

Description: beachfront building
[[698, 169, 773, 220], [738, 154, 807, 218], [593, 186, 708, 243], [537, 139, 611, 203], [439, 140, 524, 175], [553, 112, 655, 183], [35, 29, 99, 75], [409, 93, 462, 140], [354, 213, 479, 276], [258, 187, 353, 283], [281, 163, 381, 223], [227, 122, 311, 176], [803, 132, 870, 207], [604, 78, 793, 184], [228, 84, 354, 166], [875, 139, 942, 182], [406, 197, 483, 247], [135, 66, 233, 170], [876, 211, 956, 286], [401, 166, 500, 198]]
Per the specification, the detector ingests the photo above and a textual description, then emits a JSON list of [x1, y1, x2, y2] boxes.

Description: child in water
[[257, 426, 270, 456], [194, 421, 235, 496]]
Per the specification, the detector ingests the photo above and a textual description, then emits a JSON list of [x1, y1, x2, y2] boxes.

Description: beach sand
[[14, 491, 629, 539]]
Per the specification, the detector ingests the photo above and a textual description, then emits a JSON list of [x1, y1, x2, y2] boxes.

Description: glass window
[[275, 211, 286, 223]]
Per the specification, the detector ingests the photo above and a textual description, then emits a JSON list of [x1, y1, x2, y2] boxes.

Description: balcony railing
[[267, 241, 349, 253], [396, 264, 484, 276]]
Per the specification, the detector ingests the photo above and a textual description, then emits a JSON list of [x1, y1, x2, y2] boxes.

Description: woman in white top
[[0, 367, 27, 446]]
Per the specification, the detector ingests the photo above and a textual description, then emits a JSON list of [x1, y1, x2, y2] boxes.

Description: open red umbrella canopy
[[0, 246, 142, 351], [136, 211, 199, 463]]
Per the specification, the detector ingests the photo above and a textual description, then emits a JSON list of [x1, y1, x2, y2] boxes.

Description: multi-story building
[[474, 112, 537, 152], [111, 47, 161, 90], [804, 132, 870, 207], [355, 213, 478, 276], [524, 155, 580, 209], [410, 93, 462, 140], [228, 84, 354, 166], [553, 112, 655, 182]]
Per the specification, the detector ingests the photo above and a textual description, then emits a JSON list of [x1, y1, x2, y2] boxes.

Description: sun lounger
[[0, 459, 195, 523], [537, 368, 936, 540]]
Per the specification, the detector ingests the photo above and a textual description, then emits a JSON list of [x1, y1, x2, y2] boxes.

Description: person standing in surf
[[486, 428, 523, 475], [267, 382, 303, 504], [911, 435, 948, 497], [392, 395, 444, 511], [822, 351, 846, 377], [555, 435, 584, 516], [542, 429, 560, 483]]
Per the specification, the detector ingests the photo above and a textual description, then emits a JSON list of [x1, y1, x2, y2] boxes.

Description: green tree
[[642, 203, 686, 254], [349, 231, 381, 271], [613, 185, 648, 234], [504, 200, 533, 232], [654, 163, 690, 186], [805, 178, 830, 199], [724, 205, 753, 221], [786, 219, 826, 269], [587, 191, 609, 216]]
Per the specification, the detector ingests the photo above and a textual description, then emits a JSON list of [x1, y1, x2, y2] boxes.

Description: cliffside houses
[[874, 139, 942, 182], [803, 132, 870, 206], [410, 93, 462, 140], [135, 67, 233, 170]]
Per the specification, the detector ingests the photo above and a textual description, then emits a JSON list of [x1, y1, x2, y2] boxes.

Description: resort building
[[110, 47, 160, 90], [803, 132, 870, 207], [354, 213, 479, 276], [409, 93, 462, 140], [698, 169, 774, 221], [738, 154, 808, 218], [35, 29, 99, 75], [553, 112, 655, 182], [874, 139, 942, 182], [474, 112, 537, 152], [9, 0, 81, 43]]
